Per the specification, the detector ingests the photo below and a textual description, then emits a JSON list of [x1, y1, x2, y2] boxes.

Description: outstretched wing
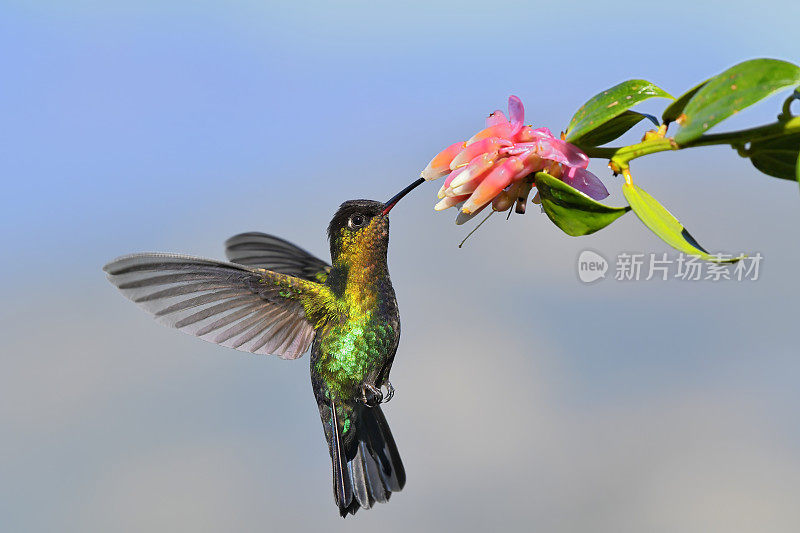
[[225, 232, 331, 283], [103, 253, 333, 359]]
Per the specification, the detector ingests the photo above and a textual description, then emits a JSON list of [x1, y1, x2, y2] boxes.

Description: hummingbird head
[[327, 177, 425, 262], [327, 200, 389, 261]]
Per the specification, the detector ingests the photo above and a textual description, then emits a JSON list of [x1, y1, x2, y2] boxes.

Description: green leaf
[[796, 147, 800, 191], [533, 172, 630, 236], [622, 182, 741, 263], [748, 132, 800, 180], [662, 79, 708, 124], [565, 80, 673, 143], [572, 111, 659, 148], [674, 58, 800, 144]]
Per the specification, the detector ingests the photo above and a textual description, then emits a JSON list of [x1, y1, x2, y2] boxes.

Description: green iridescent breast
[[316, 314, 395, 398]]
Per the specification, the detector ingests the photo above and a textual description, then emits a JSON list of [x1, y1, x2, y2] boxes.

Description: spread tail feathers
[[330, 401, 405, 517]]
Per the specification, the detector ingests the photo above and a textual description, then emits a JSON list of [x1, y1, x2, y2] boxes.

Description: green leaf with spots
[[566, 80, 673, 143], [662, 79, 708, 124], [533, 172, 630, 236], [748, 132, 800, 180], [571, 111, 660, 148], [674, 58, 800, 144], [622, 182, 741, 263]]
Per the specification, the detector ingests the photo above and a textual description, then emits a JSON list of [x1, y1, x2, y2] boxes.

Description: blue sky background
[[2, 1, 800, 531]]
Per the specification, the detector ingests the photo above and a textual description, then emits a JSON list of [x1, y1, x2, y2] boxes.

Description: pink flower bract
[[421, 96, 609, 219]]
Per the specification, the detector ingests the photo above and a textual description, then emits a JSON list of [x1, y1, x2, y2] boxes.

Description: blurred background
[[2, 1, 799, 531]]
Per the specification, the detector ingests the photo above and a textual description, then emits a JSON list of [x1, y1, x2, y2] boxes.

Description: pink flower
[[421, 96, 608, 220]]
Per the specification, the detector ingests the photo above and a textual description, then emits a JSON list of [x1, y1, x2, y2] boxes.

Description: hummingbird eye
[[347, 214, 367, 229]]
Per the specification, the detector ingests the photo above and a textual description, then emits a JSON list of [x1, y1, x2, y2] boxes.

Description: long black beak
[[382, 177, 425, 215]]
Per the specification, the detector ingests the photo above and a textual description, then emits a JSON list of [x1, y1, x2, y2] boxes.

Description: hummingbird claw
[[361, 383, 383, 407], [381, 381, 395, 403]]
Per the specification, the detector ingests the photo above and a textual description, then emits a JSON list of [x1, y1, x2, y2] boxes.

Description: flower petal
[[561, 166, 609, 200], [435, 194, 470, 211], [466, 122, 517, 145], [534, 138, 589, 168], [438, 167, 467, 198], [508, 95, 524, 125], [486, 110, 508, 127], [492, 181, 523, 212], [513, 181, 534, 214], [448, 152, 499, 190], [462, 157, 524, 214], [421, 142, 466, 180], [544, 160, 562, 178], [442, 167, 466, 189], [450, 179, 480, 197], [516, 126, 554, 143], [511, 152, 546, 183], [450, 137, 512, 169]]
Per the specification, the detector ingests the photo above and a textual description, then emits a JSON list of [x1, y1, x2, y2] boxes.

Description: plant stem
[[583, 116, 800, 170]]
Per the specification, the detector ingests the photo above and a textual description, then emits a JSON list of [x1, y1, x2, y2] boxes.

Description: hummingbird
[[103, 178, 425, 517]]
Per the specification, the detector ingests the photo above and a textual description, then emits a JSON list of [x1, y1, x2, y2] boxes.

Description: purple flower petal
[[508, 95, 524, 125], [534, 138, 589, 168], [561, 167, 609, 200]]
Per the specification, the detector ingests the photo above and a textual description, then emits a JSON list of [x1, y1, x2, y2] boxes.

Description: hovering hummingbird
[[103, 178, 425, 517]]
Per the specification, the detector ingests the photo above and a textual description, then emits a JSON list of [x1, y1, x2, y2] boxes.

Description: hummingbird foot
[[381, 381, 395, 403], [361, 383, 383, 407]]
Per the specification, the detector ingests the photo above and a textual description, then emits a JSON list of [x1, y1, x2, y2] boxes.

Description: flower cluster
[[420, 96, 609, 223]]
